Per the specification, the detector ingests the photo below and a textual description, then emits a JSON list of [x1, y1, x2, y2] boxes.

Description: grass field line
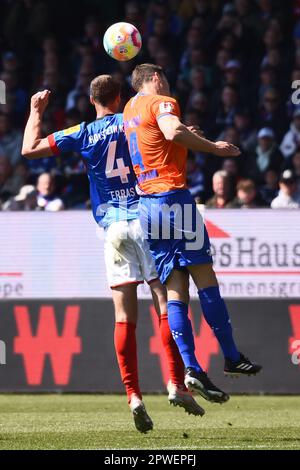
[[0, 395, 300, 450]]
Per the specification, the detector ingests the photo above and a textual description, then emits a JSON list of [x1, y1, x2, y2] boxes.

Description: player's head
[[89, 75, 121, 111], [131, 63, 170, 96]]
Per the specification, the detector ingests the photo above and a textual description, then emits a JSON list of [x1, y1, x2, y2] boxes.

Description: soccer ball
[[103, 22, 142, 61]]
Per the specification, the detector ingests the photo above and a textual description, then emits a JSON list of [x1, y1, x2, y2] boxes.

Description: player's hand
[[187, 125, 204, 137], [213, 141, 241, 157], [30, 90, 51, 115]]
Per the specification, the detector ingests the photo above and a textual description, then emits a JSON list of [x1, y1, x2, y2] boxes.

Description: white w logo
[[0, 80, 6, 105], [0, 340, 6, 365]]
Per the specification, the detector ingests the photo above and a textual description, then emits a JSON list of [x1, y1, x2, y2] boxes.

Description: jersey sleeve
[[47, 123, 84, 155], [150, 97, 181, 122]]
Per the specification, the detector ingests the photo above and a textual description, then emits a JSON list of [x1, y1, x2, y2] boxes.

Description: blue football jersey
[[48, 114, 139, 227]]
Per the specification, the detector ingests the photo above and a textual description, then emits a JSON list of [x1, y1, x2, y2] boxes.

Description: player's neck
[[95, 105, 117, 119], [139, 84, 158, 96]]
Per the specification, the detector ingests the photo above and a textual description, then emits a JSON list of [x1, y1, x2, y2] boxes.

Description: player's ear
[[90, 95, 95, 106], [152, 72, 160, 84]]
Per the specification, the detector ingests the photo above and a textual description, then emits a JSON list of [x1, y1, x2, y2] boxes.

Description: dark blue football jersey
[[48, 113, 139, 227]]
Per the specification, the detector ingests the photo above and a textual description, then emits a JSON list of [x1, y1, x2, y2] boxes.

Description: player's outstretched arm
[[22, 90, 53, 159], [158, 115, 241, 157]]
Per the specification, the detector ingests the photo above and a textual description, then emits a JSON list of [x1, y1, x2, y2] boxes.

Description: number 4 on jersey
[[105, 141, 130, 184]]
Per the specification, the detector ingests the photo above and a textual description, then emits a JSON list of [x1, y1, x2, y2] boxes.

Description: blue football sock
[[167, 300, 202, 372], [198, 286, 240, 362]]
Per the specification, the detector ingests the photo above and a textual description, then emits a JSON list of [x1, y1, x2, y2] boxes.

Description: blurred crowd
[[1, 0, 300, 211]]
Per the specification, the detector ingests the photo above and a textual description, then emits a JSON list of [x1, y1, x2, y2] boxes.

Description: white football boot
[[129, 394, 153, 433], [167, 381, 205, 416]]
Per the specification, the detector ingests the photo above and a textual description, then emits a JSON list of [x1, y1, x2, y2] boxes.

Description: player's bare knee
[[188, 263, 218, 289], [149, 279, 168, 315], [114, 309, 135, 323], [166, 269, 190, 304]]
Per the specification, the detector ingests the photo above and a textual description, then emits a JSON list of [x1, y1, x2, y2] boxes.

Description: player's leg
[[165, 268, 229, 403], [166, 269, 200, 372], [104, 221, 153, 432], [188, 262, 240, 363], [149, 277, 205, 417], [112, 284, 140, 401], [132, 217, 205, 415], [112, 284, 153, 433], [188, 262, 262, 376], [131, 217, 187, 389], [138, 194, 229, 403], [149, 278, 186, 387]]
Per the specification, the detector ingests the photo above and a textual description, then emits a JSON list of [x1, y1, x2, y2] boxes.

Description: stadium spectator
[[186, 153, 205, 200], [222, 158, 243, 187], [185, 93, 212, 134], [258, 65, 278, 102], [218, 126, 241, 147], [25, 115, 59, 180], [145, 35, 162, 61], [271, 170, 300, 209], [233, 110, 257, 153], [66, 67, 94, 111], [0, 154, 24, 206], [261, 48, 283, 72], [221, 58, 252, 106], [2, 0, 50, 48], [257, 88, 287, 139], [3, 184, 38, 211], [146, 0, 183, 39], [205, 170, 235, 208], [212, 48, 232, 87], [288, 150, 300, 189], [36, 173, 64, 212], [185, 66, 209, 111], [83, 16, 102, 53], [0, 112, 23, 167], [74, 93, 94, 122], [179, 27, 205, 73], [280, 109, 300, 159], [154, 48, 177, 93], [0, 0, 296, 210], [232, 179, 266, 208], [214, 85, 240, 136], [125, 1, 145, 34], [246, 127, 283, 185], [259, 169, 279, 206]]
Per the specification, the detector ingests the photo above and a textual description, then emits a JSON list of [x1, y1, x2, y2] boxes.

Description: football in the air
[[103, 22, 142, 61]]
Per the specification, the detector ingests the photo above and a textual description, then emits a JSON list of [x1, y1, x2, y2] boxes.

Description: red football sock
[[159, 313, 186, 387], [114, 321, 142, 403]]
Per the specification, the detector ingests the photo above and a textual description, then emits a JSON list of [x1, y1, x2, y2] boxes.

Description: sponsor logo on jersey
[[63, 124, 81, 136], [159, 102, 174, 114]]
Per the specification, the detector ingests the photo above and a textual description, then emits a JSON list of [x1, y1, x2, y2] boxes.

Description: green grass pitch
[[0, 394, 300, 450]]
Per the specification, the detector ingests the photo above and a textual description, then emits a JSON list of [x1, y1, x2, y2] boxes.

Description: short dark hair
[[90, 75, 120, 106], [131, 63, 164, 92]]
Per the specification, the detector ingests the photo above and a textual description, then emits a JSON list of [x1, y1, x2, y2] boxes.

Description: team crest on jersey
[[159, 102, 174, 114], [63, 124, 80, 136]]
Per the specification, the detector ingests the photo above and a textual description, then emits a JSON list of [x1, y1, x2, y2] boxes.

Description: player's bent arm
[[22, 90, 54, 159], [158, 115, 241, 157]]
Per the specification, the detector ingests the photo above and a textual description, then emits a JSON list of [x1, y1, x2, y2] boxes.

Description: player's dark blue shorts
[[139, 189, 213, 284]]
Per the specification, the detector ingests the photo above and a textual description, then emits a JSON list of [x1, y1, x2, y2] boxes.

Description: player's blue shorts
[[139, 189, 213, 284]]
